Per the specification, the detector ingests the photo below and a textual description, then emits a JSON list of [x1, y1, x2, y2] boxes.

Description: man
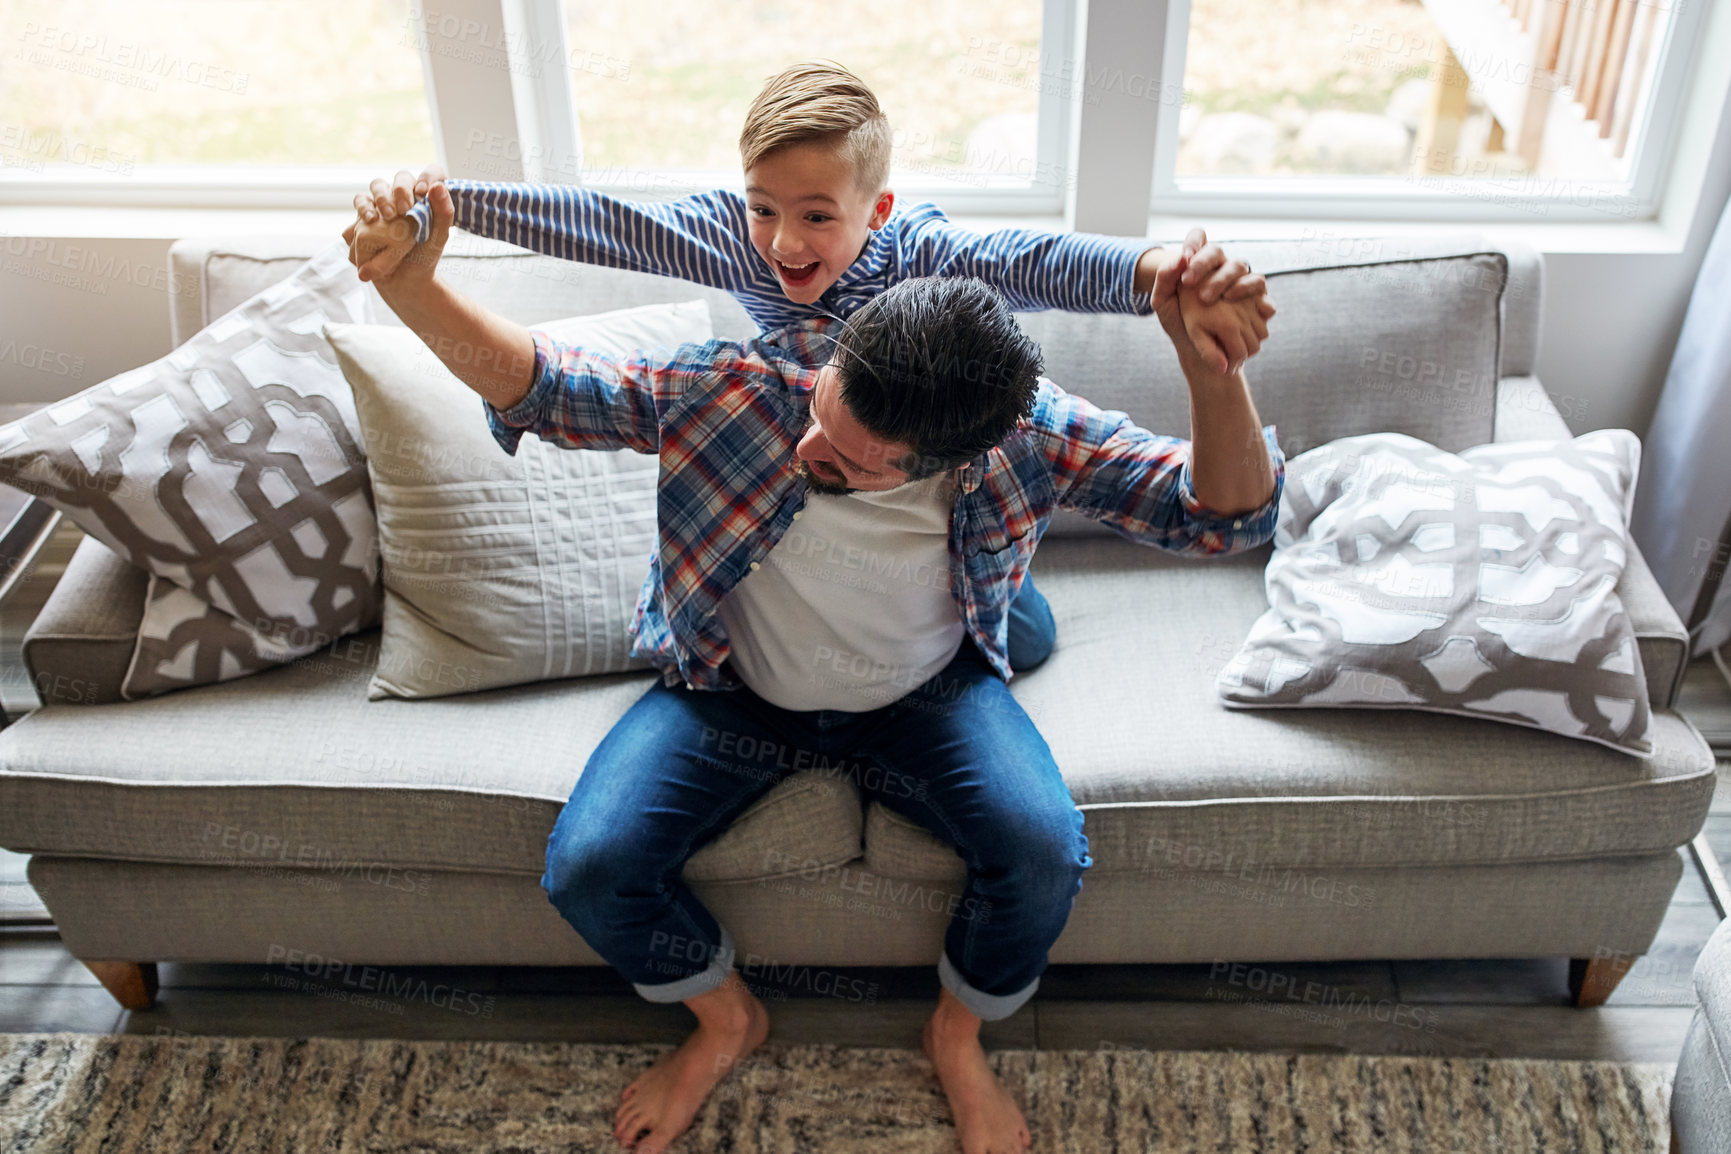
[[350, 61, 1273, 675], [348, 185, 1283, 1154]]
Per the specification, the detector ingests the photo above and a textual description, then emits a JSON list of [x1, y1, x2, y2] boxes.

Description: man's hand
[[1150, 247, 1272, 375], [341, 167, 453, 290], [1178, 274, 1270, 377], [1137, 228, 1275, 375]]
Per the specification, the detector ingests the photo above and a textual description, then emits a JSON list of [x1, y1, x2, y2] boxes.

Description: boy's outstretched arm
[[351, 164, 760, 294], [902, 210, 1267, 312], [902, 212, 1273, 373]]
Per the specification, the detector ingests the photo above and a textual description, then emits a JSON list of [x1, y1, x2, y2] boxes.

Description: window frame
[[0, 0, 1714, 234]]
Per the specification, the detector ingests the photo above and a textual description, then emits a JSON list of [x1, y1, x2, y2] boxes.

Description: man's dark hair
[[830, 277, 1043, 480]]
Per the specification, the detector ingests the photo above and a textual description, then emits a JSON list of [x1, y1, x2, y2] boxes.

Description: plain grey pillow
[[1218, 429, 1653, 756], [325, 300, 712, 699]]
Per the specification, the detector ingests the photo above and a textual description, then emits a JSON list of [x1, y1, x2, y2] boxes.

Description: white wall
[[0, 236, 177, 405]]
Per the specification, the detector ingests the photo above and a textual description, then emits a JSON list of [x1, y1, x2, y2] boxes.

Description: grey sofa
[[0, 230, 1717, 1014], [1673, 913, 1731, 1153]]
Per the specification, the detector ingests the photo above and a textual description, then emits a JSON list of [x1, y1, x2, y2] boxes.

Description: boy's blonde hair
[[739, 62, 892, 194]]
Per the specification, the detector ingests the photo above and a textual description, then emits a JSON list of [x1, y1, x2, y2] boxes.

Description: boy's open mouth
[[776, 259, 819, 288]]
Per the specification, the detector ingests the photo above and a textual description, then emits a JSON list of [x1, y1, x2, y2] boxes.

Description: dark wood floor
[[1, 527, 1726, 1062]]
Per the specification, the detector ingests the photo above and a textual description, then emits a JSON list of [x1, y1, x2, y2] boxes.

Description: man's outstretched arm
[[1174, 338, 1278, 517], [1154, 251, 1277, 515], [370, 265, 538, 413], [1032, 377, 1283, 555], [344, 185, 673, 457], [1033, 252, 1282, 554]]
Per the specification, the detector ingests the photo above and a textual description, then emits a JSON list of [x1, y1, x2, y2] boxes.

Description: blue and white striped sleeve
[[894, 204, 1159, 316], [405, 180, 760, 292]]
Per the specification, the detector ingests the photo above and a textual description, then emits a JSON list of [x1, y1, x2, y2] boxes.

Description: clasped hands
[[343, 168, 1275, 376]]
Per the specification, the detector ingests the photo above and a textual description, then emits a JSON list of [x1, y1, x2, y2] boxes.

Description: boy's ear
[[869, 189, 895, 230]]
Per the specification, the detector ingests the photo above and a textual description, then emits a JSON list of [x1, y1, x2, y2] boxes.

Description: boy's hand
[[1150, 247, 1272, 375], [1136, 228, 1266, 305], [342, 173, 453, 290], [354, 164, 447, 228]]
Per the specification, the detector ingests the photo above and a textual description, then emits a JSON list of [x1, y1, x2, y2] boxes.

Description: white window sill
[[0, 202, 1691, 257]]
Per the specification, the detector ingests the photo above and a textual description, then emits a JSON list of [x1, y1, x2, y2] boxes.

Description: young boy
[[345, 62, 1272, 672]]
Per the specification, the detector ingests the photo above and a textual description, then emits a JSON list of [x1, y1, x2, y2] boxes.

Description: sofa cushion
[[1029, 240, 1507, 458], [20, 533, 148, 707], [0, 631, 860, 884], [863, 534, 1714, 882], [1031, 239, 1510, 548], [2, 535, 1713, 886]]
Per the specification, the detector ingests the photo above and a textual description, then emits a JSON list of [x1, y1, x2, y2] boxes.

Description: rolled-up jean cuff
[[938, 950, 1037, 1022], [633, 925, 737, 1004]]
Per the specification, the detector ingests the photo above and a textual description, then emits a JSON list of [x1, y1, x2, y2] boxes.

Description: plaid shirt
[[486, 319, 1286, 692], [407, 181, 1159, 337]]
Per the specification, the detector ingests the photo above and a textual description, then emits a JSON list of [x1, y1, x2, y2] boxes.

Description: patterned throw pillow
[[124, 575, 303, 694], [324, 300, 713, 699], [1217, 430, 1652, 755], [0, 238, 382, 699]]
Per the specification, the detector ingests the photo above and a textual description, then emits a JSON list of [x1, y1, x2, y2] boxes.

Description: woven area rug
[[0, 1034, 1672, 1153]]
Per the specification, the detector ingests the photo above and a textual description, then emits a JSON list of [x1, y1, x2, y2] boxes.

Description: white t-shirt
[[717, 470, 964, 712]]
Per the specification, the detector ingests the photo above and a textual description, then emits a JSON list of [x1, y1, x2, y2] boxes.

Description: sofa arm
[[1673, 915, 1731, 1154], [21, 535, 148, 707], [1494, 375, 1690, 712]]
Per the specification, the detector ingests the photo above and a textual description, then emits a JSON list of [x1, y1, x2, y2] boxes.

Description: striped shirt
[[487, 318, 1285, 692], [405, 181, 1159, 336]]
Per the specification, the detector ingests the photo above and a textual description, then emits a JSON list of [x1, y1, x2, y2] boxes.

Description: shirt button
[[792, 511, 802, 520], [1233, 518, 1244, 529], [749, 561, 762, 571]]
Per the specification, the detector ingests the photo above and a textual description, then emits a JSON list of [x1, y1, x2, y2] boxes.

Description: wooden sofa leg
[[83, 961, 158, 1011], [1568, 954, 1635, 1008]]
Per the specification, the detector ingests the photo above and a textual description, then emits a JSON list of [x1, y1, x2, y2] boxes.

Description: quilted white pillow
[[325, 300, 712, 699], [1217, 430, 1652, 756]]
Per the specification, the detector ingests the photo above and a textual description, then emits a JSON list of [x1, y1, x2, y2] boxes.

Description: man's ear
[[868, 189, 895, 230]]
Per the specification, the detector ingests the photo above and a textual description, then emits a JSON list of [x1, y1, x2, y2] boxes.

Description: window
[[0, 0, 1712, 228], [1156, 0, 1702, 220], [562, 0, 1056, 199], [0, 0, 433, 174]]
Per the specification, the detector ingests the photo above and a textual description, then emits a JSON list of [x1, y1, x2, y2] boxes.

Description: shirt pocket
[[964, 524, 1039, 593]]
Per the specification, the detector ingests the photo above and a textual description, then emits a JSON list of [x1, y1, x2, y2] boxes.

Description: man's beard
[[794, 408, 855, 495], [796, 457, 855, 496]]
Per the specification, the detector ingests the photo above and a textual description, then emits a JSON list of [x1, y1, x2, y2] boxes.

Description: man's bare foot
[[614, 972, 771, 1152], [921, 988, 1032, 1154]]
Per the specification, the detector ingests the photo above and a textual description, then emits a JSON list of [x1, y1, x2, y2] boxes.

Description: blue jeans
[[541, 637, 1091, 1021], [1007, 573, 1056, 672]]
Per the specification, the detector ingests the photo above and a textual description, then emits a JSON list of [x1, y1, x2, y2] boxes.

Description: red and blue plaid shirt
[[486, 319, 1285, 692]]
